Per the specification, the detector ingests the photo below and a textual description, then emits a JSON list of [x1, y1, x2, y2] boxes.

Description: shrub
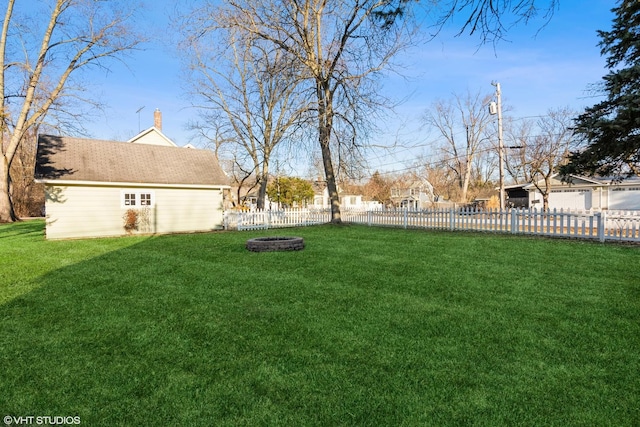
[[123, 209, 138, 233]]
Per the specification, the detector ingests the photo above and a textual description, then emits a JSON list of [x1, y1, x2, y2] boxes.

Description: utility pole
[[490, 82, 505, 210]]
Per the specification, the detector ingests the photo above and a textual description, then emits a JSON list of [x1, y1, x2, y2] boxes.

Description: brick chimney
[[154, 108, 162, 131]]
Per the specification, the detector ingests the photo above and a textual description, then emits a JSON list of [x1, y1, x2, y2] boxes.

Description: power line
[[363, 144, 504, 179]]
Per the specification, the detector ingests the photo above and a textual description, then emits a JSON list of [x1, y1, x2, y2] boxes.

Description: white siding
[[153, 188, 224, 234], [44, 184, 224, 239], [131, 133, 174, 146], [341, 195, 362, 208], [45, 185, 123, 239], [128, 128, 177, 147]]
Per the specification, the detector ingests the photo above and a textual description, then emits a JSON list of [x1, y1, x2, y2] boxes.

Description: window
[[121, 191, 154, 208], [124, 193, 136, 206]]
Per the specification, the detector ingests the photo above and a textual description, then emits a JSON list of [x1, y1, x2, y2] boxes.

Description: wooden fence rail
[[224, 207, 640, 243]]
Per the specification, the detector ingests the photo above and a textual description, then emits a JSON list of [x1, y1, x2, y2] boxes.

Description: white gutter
[[34, 179, 230, 190]]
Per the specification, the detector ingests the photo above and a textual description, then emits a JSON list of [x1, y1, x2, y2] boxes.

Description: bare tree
[[437, 0, 558, 44], [180, 8, 309, 209], [421, 163, 457, 203], [423, 90, 494, 203], [519, 108, 575, 211], [367, 171, 393, 205], [7, 126, 43, 217], [0, 0, 143, 222], [217, 0, 415, 223], [378, 0, 558, 44], [503, 117, 535, 184]]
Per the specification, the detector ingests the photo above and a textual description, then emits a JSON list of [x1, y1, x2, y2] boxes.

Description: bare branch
[[0, 0, 144, 222]]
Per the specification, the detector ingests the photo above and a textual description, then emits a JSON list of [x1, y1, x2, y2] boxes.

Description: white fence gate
[[224, 207, 640, 243]]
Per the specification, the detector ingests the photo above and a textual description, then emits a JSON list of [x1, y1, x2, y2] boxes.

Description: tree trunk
[[542, 193, 549, 212], [542, 176, 551, 211], [257, 178, 268, 210], [320, 135, 341, 224], [256, 160, 270, 210], [461, 160, 472, 203], [317, 81, 341, 224], [0, 155, 17, 222]]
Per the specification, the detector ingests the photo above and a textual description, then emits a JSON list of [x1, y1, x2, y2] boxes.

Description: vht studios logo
[[3, 416, 81, 425]]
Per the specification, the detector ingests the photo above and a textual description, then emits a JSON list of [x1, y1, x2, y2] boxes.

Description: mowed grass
[[0, 220, 639, 426]]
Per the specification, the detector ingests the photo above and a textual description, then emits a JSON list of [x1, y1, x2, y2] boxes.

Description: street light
[[489, 82, 505, 210]]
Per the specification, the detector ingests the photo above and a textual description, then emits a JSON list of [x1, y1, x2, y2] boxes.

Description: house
[[390, 178, 435, 209], [234, 187, 272, 210], [34, 115, 229, 239], [519, 174, 640, 211], [311, 180, 380, 210]]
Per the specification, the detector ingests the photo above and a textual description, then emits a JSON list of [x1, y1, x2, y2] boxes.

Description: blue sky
[[86, 0, 615, 176]]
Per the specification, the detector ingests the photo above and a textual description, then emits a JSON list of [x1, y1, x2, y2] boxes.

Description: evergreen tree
[[562, 0, 640, 178], [267, 177, 315, 208]]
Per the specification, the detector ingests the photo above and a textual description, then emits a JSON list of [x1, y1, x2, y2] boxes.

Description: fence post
[[596, 211, 606, 242], [449, 208, 455, 231], [510, 208, 517, 234], [404, 209, 408, 229]]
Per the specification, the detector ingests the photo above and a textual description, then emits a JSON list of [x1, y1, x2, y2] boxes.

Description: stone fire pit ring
[[246, 236, 305, 252]]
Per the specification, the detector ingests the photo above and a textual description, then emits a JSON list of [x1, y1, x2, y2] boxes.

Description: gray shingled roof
[[35, 135, 229, 186]]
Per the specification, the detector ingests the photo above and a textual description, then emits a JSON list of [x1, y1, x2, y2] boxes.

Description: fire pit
[[246, 236, 305, 252]]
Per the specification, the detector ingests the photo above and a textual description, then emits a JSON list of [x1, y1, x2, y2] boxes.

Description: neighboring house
[[234, 188, 273, 210], [311, 180, 381, 210], [34, 131, 229, 239], [127, 108, 178, 147], [518, 174, 640, 211], [390, 178, 435, 209], [311, 180, 329, 208]]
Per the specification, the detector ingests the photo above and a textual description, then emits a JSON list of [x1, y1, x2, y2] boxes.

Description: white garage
[[35, 134, 230, 239], [548, 188, 592, 210], [609, 186, 640, 210], [524, 175, 640, 211]]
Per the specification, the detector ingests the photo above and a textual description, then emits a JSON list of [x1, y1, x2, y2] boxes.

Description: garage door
[[609, 187, 640, 210], [549, 189, 591, 210]]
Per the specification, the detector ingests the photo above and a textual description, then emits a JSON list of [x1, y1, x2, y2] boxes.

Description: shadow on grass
[[0, 220, 45, 239], [0, 231, 306, 425], [0, 226, 638, 426]]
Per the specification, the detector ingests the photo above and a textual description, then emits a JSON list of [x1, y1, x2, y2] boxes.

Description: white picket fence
[[224, 207, 640, 243], [224, 208, 331, 231]]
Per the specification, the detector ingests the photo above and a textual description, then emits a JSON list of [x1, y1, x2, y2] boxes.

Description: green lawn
[[1, 220, 639, 426]]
